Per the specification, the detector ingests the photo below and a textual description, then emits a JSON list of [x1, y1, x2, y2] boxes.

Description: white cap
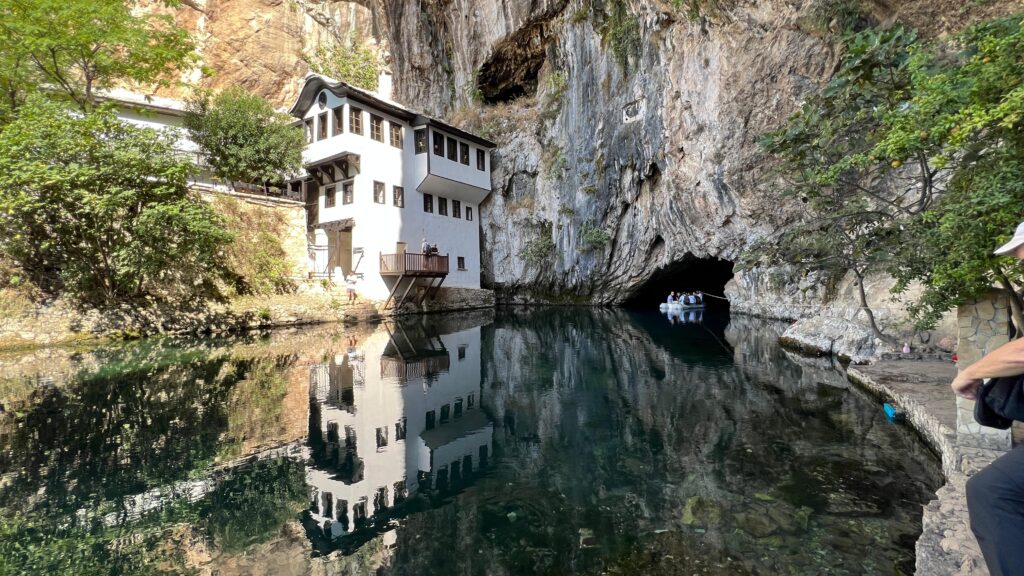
[[994, 221, 1024, 255]]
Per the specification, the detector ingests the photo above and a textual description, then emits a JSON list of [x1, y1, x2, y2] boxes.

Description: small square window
[[349, 107, 363, 135], [458, 345, 467, 360], [390, 123, 403, 148], [423, 193, 433, 213], [395, 417, 407, 441], [370, 115, 384, 142], [433, 131, 444, 156], [457, 256, 466, 270], [438, 197, 448, 216], [342, 182, 354, 205], [454, 398, 463, 419], [317, 112, 327, 141], [332, 107, 343, 135], [415, 129, 428, 154], [376, 426, 388, 449], [467, 393, 474, 407], [440, 404, 450, 424], [373, 181, 385, 204], [477, 149, 486, 170], [459, 142, 470, 165], [466, 206, 473, 221], [304, 118, 313, 144], [324, 184, 336, 208], [452, 200, 461, 219], [425, 410, 436, 430], [446, 137, 457, 161], [393, 186, 404, 207]]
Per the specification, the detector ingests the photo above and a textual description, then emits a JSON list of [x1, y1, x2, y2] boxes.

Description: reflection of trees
[[0, 340, 304, 575]]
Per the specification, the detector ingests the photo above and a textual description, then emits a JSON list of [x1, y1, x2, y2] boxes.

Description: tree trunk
[[853, 269, 897, 346], [996, 270, 1024, 339]]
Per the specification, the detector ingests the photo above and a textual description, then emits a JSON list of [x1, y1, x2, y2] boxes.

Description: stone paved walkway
[[848, 361, 1016, 576]]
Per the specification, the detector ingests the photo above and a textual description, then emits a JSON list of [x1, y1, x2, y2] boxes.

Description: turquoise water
[[0, 308, 941, 575]]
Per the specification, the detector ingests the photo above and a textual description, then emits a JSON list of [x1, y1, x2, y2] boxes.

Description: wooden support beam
[[427, 276, 445, 302], [383, 275, 404, 310], [394, 277, 419, 310]]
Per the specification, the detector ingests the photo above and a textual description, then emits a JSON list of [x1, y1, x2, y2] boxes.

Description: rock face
[[167, 0, 1018, 349]]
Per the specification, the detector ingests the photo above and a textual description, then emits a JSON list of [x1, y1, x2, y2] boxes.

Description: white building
[[305, 321, 493, 541], [287, 74, 497, 306]]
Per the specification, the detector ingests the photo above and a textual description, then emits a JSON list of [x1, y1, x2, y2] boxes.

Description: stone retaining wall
[[956, 291, 1012, 451]]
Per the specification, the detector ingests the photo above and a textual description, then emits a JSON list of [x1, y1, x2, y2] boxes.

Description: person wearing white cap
[[992, 221, 1024, 258], [952, 220, 1024, 576]]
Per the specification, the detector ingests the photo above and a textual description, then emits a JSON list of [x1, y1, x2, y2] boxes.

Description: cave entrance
[[623, 255, 735, 308]]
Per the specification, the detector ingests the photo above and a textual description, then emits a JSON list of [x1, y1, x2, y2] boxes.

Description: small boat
[[659, 302, 705, 311]]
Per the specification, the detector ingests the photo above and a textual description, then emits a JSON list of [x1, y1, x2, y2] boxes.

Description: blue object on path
[[883, 403, 905, 422]]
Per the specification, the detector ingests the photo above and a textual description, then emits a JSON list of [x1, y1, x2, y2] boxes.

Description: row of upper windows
[[424, 394, 476, 430], [324, 180, 405, 208], [303, 101, 488, 173], [427, 130, 486, 171], [304, 106, 404, 148], [422, 193, 473, 221]]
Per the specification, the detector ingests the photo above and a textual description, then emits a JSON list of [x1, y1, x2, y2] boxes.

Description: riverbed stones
[[681, 495, 721, 527]]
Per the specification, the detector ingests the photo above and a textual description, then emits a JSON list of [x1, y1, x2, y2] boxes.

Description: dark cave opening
[[623, 255, 735, 308], [476, 18, 552, 105]]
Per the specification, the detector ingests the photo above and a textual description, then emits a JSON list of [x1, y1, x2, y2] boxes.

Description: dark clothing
[[967, 443, 1024, 576]]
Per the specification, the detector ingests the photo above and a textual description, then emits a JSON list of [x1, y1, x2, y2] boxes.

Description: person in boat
[[666, 292, 676, 304], [696, 290, 704, 304]]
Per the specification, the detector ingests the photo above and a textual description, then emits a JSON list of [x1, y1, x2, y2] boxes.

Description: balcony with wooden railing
[[379, 252, 449, 277]]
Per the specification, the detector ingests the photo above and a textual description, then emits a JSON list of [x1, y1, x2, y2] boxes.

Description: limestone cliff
[[171, 0, 1022, 355]]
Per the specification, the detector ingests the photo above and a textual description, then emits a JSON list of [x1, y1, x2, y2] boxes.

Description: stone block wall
[[956, 290, 1012, 450]]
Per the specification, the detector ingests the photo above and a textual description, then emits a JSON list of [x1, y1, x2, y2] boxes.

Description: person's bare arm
[[952, 337, 1024, 399]]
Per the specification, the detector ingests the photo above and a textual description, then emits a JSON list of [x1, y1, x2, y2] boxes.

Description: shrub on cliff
[[304, 35, 382, 92], [213, 196, 297, 295], [0, 97, 233, 305], [184, 88, 305, 187]]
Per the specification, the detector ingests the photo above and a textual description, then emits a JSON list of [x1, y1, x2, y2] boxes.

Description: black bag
[[974, 374, 1024, 429]]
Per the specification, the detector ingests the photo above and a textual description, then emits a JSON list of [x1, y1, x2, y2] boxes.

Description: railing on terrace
[[380, 253, 449, 276], [380, 354, 451, 380]]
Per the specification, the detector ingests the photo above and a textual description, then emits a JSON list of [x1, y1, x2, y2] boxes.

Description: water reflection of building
[[305, 320, 493, 547]]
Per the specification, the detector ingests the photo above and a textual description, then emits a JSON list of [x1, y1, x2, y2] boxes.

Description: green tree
[[0, 96, 232, 304], [0, 0, 198, 113], [883, 15, 1024, 330], [757, 27, 924, 343], [305, 35, 382, 91], [184, 88, 305, 186]]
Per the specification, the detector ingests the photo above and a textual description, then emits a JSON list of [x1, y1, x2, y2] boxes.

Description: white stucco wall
[[300, 89, 492, 300]]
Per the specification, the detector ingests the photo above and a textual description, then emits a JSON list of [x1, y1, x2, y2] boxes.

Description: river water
[[0, 307, 941, 575]]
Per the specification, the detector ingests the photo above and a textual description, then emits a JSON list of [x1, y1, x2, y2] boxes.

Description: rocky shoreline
[[0, 287, 495, 353]]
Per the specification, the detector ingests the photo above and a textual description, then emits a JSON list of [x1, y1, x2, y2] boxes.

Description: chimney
[[377, 70, 393, 101]]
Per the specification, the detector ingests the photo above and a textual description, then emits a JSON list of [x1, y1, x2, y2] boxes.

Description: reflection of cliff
[[302, 319, 495, 554], [378, 308, 943, 576]]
